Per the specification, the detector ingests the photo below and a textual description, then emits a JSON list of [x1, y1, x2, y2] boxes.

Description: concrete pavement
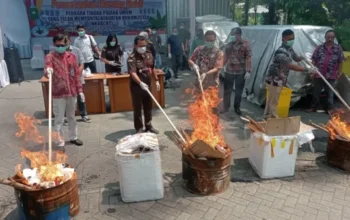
[[0, 60, 348, 220]]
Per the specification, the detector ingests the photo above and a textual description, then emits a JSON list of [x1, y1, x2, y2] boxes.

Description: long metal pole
[[302, 58, 350, 111], [189, 0, 196, 39], [48, 74, 52, 162], [145, 89, 187, 144]]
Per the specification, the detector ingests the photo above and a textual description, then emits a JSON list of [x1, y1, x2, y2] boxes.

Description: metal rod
[[145, 89, 187, 144], [302, 58, 350, 111], [48, 74, 52, 162]]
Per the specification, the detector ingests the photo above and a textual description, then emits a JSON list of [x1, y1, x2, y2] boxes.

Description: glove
[[79, 93, 85, 102], [244, 72, 251, 80], [168, 53, 172, 59], [200, 73, 207, 82], [108, 61, 118, 66], [46, 68, 54, 76], [156, 81, 160, 91], [139, 82, 149, 91], [191, 64, 200, 72], [307, 66, 318, 74]]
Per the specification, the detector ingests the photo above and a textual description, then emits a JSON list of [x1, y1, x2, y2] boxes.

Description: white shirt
[[73, 34, 97, 63]]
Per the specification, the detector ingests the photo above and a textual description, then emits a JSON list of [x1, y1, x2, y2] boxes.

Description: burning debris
[[310, 109, 350, 141], [176, 87, 229, 159], [0, 113, 76, 190]]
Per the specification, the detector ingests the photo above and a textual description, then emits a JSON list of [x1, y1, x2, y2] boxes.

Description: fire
[[185, 87, 226, 148], [325, 109, 350, 140], [13, 113, 73, 189]]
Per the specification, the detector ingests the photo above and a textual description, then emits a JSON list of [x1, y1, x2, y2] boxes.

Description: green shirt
[[190, 38, 205, 56]]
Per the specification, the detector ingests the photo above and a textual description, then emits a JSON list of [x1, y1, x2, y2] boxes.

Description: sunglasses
[[55, 44, 66, 47]]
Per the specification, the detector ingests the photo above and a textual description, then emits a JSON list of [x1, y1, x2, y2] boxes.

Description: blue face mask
[[285, 40, 295, 47], [229, 36, 236, 42], [55, 46, 66, 54], [204, 41, 215, 48], [78, 31, 85, 37]]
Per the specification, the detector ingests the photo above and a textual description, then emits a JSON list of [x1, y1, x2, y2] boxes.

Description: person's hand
[[307, 66, 318, 75], [156, 81, 160, 91], [79, 93, 85, 102], [168, 53, 172, 59], [244, 72, 251, 80], [200, 73, 207, 82], [46, 68, 54, 76], [140, 82, 149, 91], [191, 64, 199, 72]]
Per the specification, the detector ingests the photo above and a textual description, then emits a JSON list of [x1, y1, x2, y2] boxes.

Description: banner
[[24, 0, 167, 37]]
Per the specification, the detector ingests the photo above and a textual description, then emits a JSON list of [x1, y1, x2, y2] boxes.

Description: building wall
[[167, 0, 232, 31]]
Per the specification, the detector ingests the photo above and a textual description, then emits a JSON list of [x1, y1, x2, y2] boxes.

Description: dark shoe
[[306, 108, 316, 113], [82, 116, 91, 123], [174, 75, 179, 79], [70, 139, 83, 146], [64, 119, 68, 126], [234, 108, 242, 116], [146, 127, 159, 134], [136, 129, 144, 134]]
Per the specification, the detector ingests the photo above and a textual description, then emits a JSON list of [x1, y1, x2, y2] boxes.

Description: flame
[[15, 113, 69, 184], [185, 87, 226, 148], [325, 109, 350, 140]]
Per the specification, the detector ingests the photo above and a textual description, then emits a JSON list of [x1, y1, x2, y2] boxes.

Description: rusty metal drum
[[182, 148, 232, 195], [327, 137, 350, 171], [15, 173, 79, 220]]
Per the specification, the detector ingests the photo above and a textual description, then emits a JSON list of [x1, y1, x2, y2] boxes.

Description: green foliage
[[148, 10, 167, 29], [335, 21, 350, 51]]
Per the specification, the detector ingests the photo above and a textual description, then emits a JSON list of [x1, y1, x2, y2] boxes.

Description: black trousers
[[77, 86, 87, 118], [130, 85, 153, 131], [223, 72, 246, 110], [171, 54, 181, 76], [84, 60, 97, 73], [311, 78, 335, 110]]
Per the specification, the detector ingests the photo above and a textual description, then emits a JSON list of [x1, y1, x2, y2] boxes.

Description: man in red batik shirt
[[44, 34, 84, 148]]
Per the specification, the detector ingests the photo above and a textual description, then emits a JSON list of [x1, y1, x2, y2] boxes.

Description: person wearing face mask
[[139, 31, 156, 60], [148, 28, 162, 68], [44, 34, 84, 148], [65, 34, 91, 123], [73, 24, 100, 73], [264, 29, 318, 119], [189, 28, 204, 56], [306, 30, 344, 113], [222, 27, 251, 115], [168, 27, 184, 78], [128, 36, 160, 134], [179, 22, 191, 70], [101, 33, 124, 74], [188, 30, 224, 91]]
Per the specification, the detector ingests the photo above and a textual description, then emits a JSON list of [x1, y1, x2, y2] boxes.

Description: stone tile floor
[[0, 60, 348, 220]]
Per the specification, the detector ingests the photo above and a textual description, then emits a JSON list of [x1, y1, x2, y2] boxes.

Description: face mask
[[229, 36, 236, 42], [180, 26, 184, 29], [110, 42, 116, 47], [137, 46, 146, 54], [204, 41, 215, 48], [173, 32, 178, 35], [55, 46, 66, 54], [78, 31, 85, 37], [285, 40, 294, 47], [152, 30, 156, 35]]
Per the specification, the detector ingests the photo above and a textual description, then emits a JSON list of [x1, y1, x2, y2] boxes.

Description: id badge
[[70, 68, 74, 76]]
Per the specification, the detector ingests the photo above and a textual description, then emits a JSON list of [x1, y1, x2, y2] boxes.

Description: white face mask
[[137, 46, 147, 54]]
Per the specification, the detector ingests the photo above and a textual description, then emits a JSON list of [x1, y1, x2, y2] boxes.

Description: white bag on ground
[[116, 133, 164, 202]]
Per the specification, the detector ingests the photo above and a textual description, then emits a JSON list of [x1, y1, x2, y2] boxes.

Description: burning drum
[[326, 136, 350, 171], [15, 172, 79, 220], [182, 148, 232, 195]]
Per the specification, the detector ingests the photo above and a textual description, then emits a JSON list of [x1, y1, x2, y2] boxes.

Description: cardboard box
[[259, 116, 301, 136]]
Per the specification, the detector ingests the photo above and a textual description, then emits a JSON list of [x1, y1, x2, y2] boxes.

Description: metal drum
[[182, 148, 232, 195]]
